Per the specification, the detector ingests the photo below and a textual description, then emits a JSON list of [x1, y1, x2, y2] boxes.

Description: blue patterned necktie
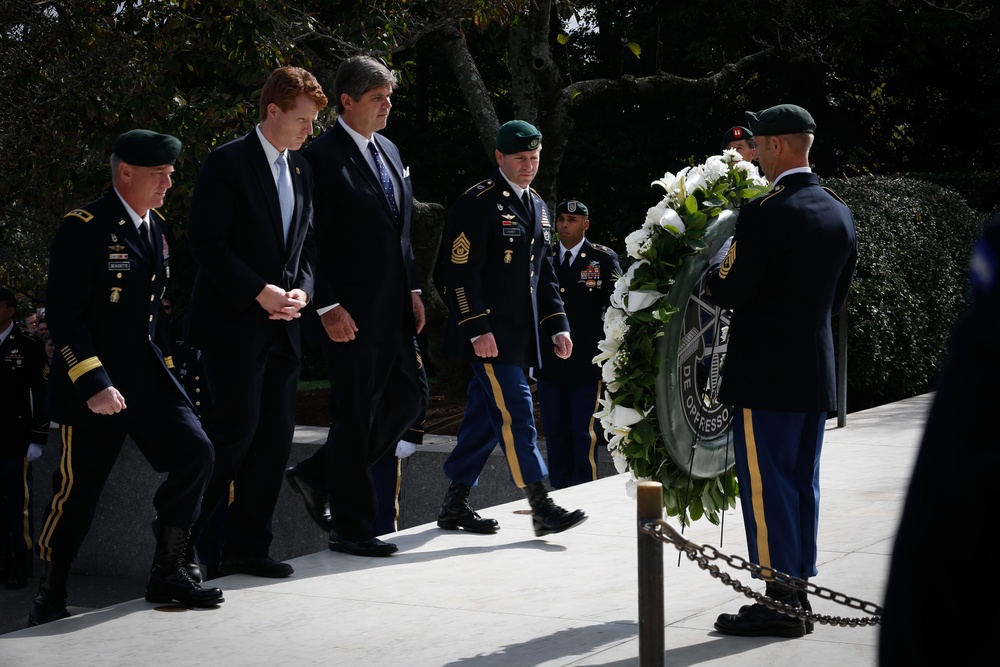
[[276, 153, 293, 242], [368, 141, 400, 220]]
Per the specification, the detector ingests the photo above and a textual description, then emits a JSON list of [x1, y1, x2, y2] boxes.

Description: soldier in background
[[535, 200, 620, 488]]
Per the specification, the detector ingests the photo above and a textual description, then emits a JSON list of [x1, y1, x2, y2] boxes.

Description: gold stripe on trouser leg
[[483, 363, 525, 488], [38, 425, 75, 562], [392, 457, 402, 532], [586, 381, 602, 480], [742, 408, 772, 571], [20, 458, 33, 549]]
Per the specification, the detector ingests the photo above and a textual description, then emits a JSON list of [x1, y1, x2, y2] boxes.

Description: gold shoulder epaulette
[[64, 209, 94, 222], [758, 185, 785, 205], [151, 208, 166, 221], [591, 243, 616, 256], [821, 186, 849, 206], [467, 179, 496, 197]]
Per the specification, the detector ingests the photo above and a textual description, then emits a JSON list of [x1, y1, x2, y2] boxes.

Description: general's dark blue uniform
[[536, 239, 620, 487], [706, 171, 856, 580], [441, 171, 569, 488], [37, 194, 213, 566]]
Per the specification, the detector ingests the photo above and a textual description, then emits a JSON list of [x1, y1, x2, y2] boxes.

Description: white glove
[[26, 444, 43, 462], [395, 440, 418, 458]]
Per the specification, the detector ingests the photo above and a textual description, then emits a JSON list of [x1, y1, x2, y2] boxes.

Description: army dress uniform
[[536, 236, 621, 488], [0, 323, 49, 585], [440, 171, 569, 489], [37, 193, 214, 569], [706, 166, 856, 584]]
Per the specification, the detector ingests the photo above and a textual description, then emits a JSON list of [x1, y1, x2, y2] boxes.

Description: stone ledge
[[32, 426, 617, 578]]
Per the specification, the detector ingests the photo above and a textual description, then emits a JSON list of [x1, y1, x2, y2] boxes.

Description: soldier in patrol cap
[[535, 200, 621, 488], [721, 125, 756, 162], [707, 104, 857, 638], [30, 129, 224, 625], [437, 120, 588, 537]]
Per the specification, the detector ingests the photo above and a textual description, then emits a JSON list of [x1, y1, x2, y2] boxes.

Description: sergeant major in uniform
[[536, 200, 621, 488], [30, 130, 223, 626], [437, 120, 588, 537]]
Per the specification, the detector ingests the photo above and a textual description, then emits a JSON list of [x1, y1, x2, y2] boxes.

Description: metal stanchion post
[[637, 481, 664, 667], [837, 303, 848, 427]]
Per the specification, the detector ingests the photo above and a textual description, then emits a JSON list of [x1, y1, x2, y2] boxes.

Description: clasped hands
[[257, 284, 309, 321]]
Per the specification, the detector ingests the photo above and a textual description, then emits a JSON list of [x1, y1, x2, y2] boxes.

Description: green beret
[[745, 104, 815, 136], [496, 120, 542, 154], [720, 126, 753, 151], [556, 200, 589, 217], [112, 129, 182, 166]]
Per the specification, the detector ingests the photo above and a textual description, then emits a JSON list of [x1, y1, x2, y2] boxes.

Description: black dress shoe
[[218, 556, 294, 578], [285, 466, 332, 531], [329, 537, 398, 557]]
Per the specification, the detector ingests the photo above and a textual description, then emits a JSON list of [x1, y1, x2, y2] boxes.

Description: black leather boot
[[798, 583, 814, 634], [182, 538, 203, 584], [28, 560, 71, 626], [524, 481, 587, 537], [437, 481, 500, 533], [715, 581, 805, 638], [155, 518, 202, 583], [739, 581, 814, 633], [145, 525, 224, 607]]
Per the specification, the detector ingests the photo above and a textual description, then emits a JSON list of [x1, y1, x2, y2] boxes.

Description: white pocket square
[[403, 166, 410, 178]]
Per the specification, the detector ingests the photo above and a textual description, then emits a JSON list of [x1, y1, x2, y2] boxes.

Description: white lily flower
[[625, 289, 662, 313], [613, 449, 630, 474], [659, 209, 686, 237], [610, 404, 644, 428]]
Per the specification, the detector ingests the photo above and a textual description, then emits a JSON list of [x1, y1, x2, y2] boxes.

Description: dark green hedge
[[824, 175, 985, 411]]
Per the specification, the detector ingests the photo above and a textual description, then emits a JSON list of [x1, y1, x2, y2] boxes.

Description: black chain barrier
[[640, 519, 882, 628]]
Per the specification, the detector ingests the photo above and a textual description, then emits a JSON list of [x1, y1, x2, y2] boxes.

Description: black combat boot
[[145, 525, 224, 607], [524, 481, 587, 537], [739, 580, 814, 634], [28, 560, 71, 626], [155, 518, 202, 583], [715, 581, 805, 638], [437, 481, 500, 533]]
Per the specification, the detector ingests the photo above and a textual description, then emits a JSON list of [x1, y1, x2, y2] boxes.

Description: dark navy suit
[[440, 171, 569, 488], [37, 194, 213, 565], [187, 130, 316, 559], [706, 171, 856, 580], [296, 121, 425, 542], [536, 239, 620, 487]]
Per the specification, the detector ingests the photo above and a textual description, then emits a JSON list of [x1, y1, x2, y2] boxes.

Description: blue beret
[[745, 104, 816, 136], [496, 120, 542, 154], [112, 129, 181, 166]]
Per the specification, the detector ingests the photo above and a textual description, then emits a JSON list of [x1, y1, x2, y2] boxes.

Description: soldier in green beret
[[436, 120, 588, 537], [708, 104, 857, 638], [31, 129, 224, 625]]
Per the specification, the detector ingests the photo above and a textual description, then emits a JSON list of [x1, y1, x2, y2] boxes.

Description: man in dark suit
[[437, 121, 588, 537], [286, 56, 425, 558], [0, 287, 49, 590], [31, 130, 223, 625], [706, 104, 857, 638], [186, 67, 328, 578], [536, 200, 621, 488]]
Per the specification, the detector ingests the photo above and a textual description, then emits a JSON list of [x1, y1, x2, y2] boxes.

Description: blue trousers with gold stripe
[[732, 408, 825, 579], [536, 379, 603, 488], [1, 457, 33, 563], [444, 362, 547, 488]]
